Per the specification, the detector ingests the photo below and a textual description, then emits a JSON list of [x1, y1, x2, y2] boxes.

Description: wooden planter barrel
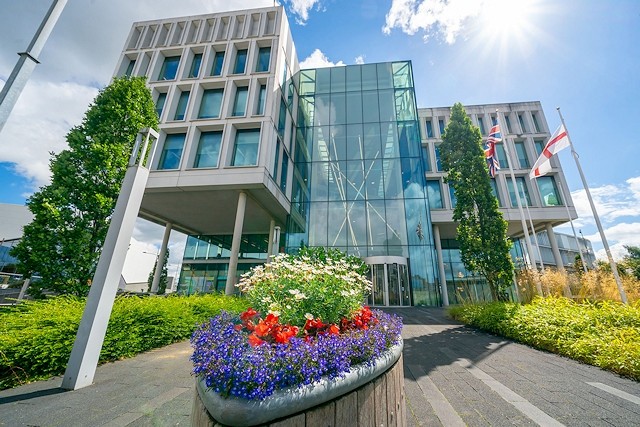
[[191, 341, 405, 427]]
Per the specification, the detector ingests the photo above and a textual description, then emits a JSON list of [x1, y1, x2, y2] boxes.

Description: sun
[[479, 0, 542, 43]]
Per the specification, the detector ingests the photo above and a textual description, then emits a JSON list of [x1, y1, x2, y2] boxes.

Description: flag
[[529, 124, 570, 179], [484, 124, 501, 177]]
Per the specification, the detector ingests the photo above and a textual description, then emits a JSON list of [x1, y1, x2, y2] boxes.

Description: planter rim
[[196, 337, 404, 427]]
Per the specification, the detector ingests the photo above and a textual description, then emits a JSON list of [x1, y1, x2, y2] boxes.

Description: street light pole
[[0, 0, 68, 134]]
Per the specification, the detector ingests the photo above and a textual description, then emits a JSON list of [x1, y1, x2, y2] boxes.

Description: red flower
[[248, 333, 266, 346], [328, 324, 340, 335]]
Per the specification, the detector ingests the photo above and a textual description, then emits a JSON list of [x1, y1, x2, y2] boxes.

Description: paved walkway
[[0, 308, 639, 426]]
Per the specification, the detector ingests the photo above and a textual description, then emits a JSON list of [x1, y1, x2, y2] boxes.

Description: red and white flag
[[529, 124, 570, 179]]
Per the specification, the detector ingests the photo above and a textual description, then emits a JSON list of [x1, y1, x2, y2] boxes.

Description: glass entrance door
[[365, 256, 411, 306]]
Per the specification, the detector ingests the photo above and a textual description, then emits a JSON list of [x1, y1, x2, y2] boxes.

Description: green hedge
[[0, 294, 248, 390], [449, 297, 640, 380]]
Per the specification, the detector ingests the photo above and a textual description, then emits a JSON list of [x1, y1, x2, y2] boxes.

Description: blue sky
[[1, 0, 639, 276]]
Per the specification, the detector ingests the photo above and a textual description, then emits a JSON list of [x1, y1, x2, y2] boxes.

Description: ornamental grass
[[191, 248, 403, 400]]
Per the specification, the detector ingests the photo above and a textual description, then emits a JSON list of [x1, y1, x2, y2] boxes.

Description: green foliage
[[449, 297, 640, 380], [11, 77, 158, 297], [439, 103, 514, 300], [0, 294, 248, 390], [238, 250, 372, 327], [621, 245, 640, 280]]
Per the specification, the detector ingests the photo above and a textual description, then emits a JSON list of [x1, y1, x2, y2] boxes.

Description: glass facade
[[178, 233, 269, 294], [286, 61, 440, 306]]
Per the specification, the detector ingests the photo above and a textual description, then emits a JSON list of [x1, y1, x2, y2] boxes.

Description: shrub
[[0, 293, 248, 390], [449, 297, 640, 380], [237, 250, 371, 327]]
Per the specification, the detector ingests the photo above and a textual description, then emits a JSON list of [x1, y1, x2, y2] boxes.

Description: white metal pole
[[0, 0, 68, 134], [556, 108, 627, 304], [496, 110, 541, 295], [556, 184, 588, 273], [62, 128, 159, 390]]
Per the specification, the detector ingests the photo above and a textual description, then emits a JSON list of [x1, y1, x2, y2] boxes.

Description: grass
[[449, 296, 640, 380], [0, 293, 248, 390]]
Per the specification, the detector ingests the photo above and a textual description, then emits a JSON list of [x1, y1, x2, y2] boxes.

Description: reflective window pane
[[256, 46, 271, 72], [211, 51, 225, 76], [233, 49, 247, 74], [537, 176, 562, 206], [232, 128, 259, 166], [198, 89, 223, 119], [158, 56, 180, 80], [194, 131, 222, 168], [174, 91, 190, 120], [426, 180, 443, 209], [232, 86, 248, 116], [158, 133, 185, 170], [188, 53, 202, 78]]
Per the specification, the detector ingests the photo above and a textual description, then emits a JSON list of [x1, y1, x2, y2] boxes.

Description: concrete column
[[433, 225, 449, 306], [225, 191, 247, 295], [545, 223, 564, 272], [17, 278, 30, 301], [151, 222, 172, 293], [267, 219, 275, 260], [273, 226, 281, 256]]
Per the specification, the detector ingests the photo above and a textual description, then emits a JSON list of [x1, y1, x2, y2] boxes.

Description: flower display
[[191, 248, 403, 401]]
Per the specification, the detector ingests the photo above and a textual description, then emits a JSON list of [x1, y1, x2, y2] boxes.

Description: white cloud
[[286, 0, 322, 24], [383, 0, 482, 44], [0, 80, 98, 188], [299, 49, 345, 69], [354, 55, 366, 65], [559, 178, 640, 261]]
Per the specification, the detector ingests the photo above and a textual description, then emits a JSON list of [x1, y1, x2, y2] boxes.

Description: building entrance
[[365, 256, 411, 306]]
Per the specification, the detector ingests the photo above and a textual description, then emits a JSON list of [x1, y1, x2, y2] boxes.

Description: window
[[232, 129, 260, 166], [504, 115, 513, 134], [233, 49, 248, 74], [194, 131, 222, 168], [256, 46, 271, 72], [435, 144, 443, 171], [534, 139, 545, 156], [174, 91, 190, 120], [280, 151, 289, 192], [155, 93, 167, 118], [426, 180, 443, 209], [277, 97, 287, 137], [495, 143, 508, 168], [272, 140, 280, 179], [532, 113, 541, 133], [490, 179, 501, 206], [210, 51, 225, 76], [477, 117, 486, 135], [198, 89, 223, 119], [188, 53, 202, 78], [232, 86, 248, 116], [158, 133, 185, 170], [438, 119, 445, 136], [514, 141, 529, 168], [422, 147, 431, 172], [158, 56, 180, 80], [256, 84, 267, 115], [449, 185, 457, 208], [537, 176, 562, 206], [425, 119, 433, 138], [124, 59, 135, 77], [507, 177, 532, 207], [518, 113, 527, 133]]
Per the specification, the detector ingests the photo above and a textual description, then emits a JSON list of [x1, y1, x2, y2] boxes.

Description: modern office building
[[113, 5, 578, 306]]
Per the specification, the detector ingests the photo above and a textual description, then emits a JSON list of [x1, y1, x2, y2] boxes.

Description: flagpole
[[556, 184, 588, 273], [523, 194, 545, 272], [496, 110, 542, 295], [556, 107, 627, 304]]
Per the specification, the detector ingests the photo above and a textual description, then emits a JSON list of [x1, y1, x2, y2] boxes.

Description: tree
[[439, 103, 514, 301], [147, 249, 170, 295], [621, 245, 640, 280], [12, 77, 158, 297]]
